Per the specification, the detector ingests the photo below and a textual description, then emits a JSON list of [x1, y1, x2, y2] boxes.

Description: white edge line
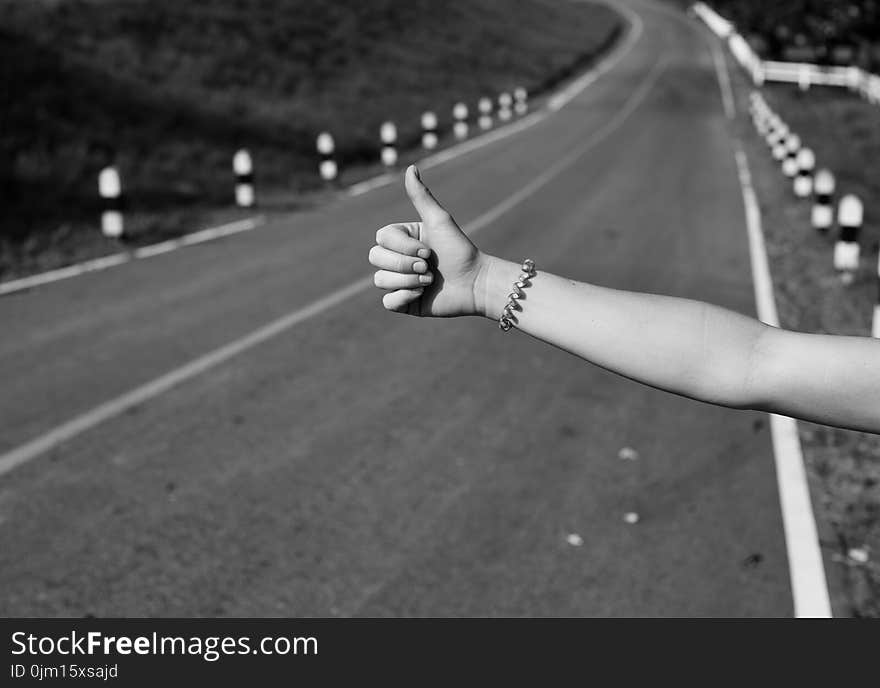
[[0, 253, 133, 296], [347, 1, 644, 197], [680, 0, 830, 616], [711, 38, 737, 119], [734, 148, 832, 619], [0, 40, 664, 480], [0, 217, 265, 297], [347, 173, 396, 197]]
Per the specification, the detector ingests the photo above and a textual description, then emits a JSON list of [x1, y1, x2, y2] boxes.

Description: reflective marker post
[[380, 122, 398, 168], [233, 149, 255, 208], [317, 132, 338, 184], [98, 166, 124, 239]]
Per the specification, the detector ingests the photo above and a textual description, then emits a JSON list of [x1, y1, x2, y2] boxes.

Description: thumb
[[405, 165, 449, 223]]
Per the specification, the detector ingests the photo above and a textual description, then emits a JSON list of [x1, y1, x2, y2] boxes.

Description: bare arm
[[477, 256, 880, 433], [368, 166, 880, 435]]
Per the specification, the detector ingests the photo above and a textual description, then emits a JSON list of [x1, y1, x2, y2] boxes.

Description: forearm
[[476, 255, 770, 409], [753, 329, 880, 433]]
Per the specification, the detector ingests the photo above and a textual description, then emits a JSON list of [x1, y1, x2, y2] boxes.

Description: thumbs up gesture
[[369, 165, 488, 317]]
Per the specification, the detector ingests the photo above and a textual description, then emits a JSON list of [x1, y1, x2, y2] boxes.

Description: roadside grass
[[735, 79, 880, 616], [0, 0, 621, 279]]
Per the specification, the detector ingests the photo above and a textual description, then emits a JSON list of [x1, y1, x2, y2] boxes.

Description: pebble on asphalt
[[566, 533, 584, 547], [618, 447, 639, 461], [847, 547, 869, 564]]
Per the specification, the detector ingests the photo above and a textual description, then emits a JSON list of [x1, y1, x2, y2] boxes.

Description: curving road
[[0, 0, 800, 616]]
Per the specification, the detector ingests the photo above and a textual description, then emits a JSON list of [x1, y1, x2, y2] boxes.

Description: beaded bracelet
[[499, 258, 536, 332]]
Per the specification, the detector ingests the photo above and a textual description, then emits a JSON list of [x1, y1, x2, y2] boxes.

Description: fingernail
[[413, 260, 427, 273], [419, 273, 433, 284], [417, 248, 431, 260], [413, 165, 421, 181], [414, 287, 424, 295]]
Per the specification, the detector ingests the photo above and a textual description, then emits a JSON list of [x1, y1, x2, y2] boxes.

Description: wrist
[[473, 254, 522, 320]]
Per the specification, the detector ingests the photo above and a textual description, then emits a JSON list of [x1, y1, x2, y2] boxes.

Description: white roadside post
[[749, 90, 763, 115], [873, 251, 880, 339], [98, 166, 124, 239], [811, 169, 835, 233], [316, 132, 337, 184], [834, 194, 863, 285], [752, 61, 765, 87], [452, 102, 469, 140], [752, 95, 768, 136], [757, 106, 771, 137], [421, 111, 438, 151], [765, 118, 780, 149], [782, 134, 801, 178], [514, 87, 528, 115], [380, 121, 398, 168], [498, 92, 513, 122], [478, 97, 493, 130], [755, 113, 766, 137], [798, 64, 811, 92], [233, 149, 255, 208], [793, 148, 815, 198], [771, 127, 789, 161], [847, 66, 862, 94]]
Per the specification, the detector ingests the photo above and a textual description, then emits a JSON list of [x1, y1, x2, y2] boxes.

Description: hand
[[368, 165, 489, 317]]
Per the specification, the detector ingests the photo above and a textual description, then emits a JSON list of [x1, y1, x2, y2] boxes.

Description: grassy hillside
[[0, 0, 621, 277]]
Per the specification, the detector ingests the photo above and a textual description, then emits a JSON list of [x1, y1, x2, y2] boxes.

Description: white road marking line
[[0, 253, 132, 296], [547, 5, 644, 111], [0, 56, 666, 479], [132, 240, 181, 259], [420, 112, 547, 168], [0, 217, 265, 297], [177, 218, 263, 246], [0, 277, 370, 479], [710, 34, 737, 119], [347, 173, 396, 197], [734, 148, 832, 618], [678, 0, 827, 616], [347, 0, 644, 197]]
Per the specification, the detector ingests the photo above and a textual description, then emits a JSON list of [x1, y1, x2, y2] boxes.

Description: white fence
[[692, 2, 880, 104]]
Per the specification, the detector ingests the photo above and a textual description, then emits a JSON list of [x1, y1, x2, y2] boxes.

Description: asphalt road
[[0, 0, 794, 616]]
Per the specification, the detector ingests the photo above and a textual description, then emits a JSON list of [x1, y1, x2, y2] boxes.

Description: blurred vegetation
[[710, 0, 880, 65], [0, 0, 620, 276]]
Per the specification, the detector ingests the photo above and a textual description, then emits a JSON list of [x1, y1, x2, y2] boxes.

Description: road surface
[[0, 0, 800, 616]]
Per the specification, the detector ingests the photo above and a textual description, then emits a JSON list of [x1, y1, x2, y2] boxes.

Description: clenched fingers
[[373, 269, 433, 290], [382, 288, 423, 313], [376, 223, 431, 259], [368, 245, 429, 274]]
